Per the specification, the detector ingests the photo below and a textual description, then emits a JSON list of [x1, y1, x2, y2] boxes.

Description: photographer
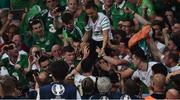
[[25, 46, 41, 73]]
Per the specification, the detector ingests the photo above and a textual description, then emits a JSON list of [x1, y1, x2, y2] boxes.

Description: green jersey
[[33, 31, 63, 52], [111, 0, 135, 30], [19, 5, 41, 47], [101, 4, 113, 19], [62, 25, 83, 41], [75, 11, 87, 33], [1, 51, 29, 87]]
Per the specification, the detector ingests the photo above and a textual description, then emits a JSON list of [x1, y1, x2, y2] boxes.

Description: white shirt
[[132, 62, 157, 87], [160, 55, 180, 73], [85, 12, 113, 41], [166, 64, 180, 73]]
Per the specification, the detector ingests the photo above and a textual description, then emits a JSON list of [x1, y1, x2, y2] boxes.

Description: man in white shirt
[[149, 40, 180, 73], [163, 51, 180, 73], [131, 45, 157, 87], [82, 0, 113, 59]]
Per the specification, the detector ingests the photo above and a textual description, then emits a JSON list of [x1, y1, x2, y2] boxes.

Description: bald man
[[145, 74, 166, 99], [166, 88, 180, 99], [51, 44, 62, 61]]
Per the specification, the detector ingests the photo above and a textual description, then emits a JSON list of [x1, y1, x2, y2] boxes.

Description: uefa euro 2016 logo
[[51, 84, 65, 99]]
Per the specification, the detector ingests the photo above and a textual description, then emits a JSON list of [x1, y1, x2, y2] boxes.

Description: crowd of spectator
[[0, 0, 179, 99]]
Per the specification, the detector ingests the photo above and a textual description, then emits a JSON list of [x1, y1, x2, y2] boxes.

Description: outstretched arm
[[0, 13, 13, 36], [96, 47, 128, 66], [148, 38, 162, 62], [124, 7, 150, 25], [162, 27, 171, 46], [82, 31, 91, 43]]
